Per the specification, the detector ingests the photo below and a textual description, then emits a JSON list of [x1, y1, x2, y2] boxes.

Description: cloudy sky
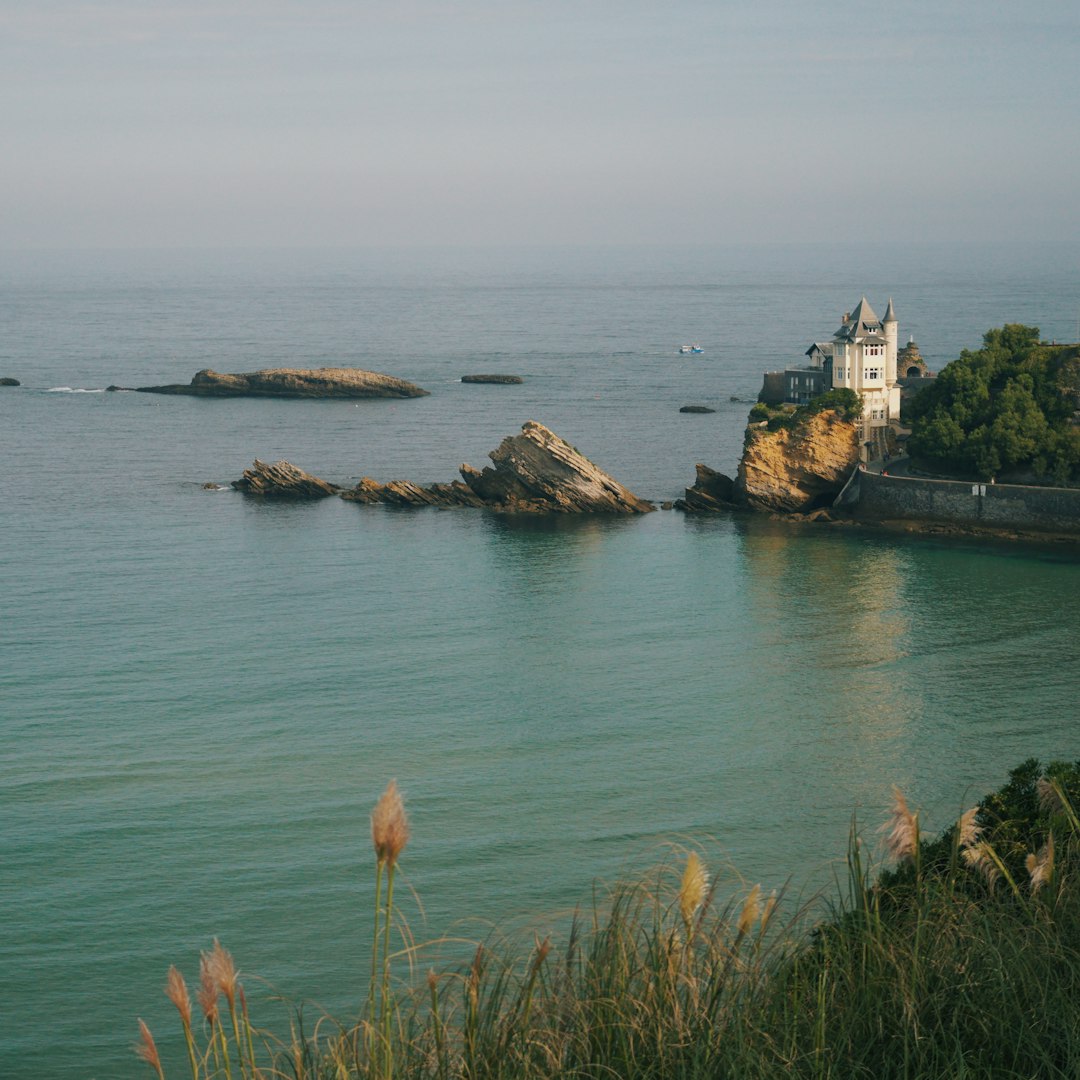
[[4, 0, 1078, 248]]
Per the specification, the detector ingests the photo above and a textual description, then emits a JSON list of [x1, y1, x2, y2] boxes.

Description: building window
[[866, 367, 882, 380]]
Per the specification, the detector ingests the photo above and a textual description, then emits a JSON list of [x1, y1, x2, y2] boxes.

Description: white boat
[[679, 344, 704, 354]]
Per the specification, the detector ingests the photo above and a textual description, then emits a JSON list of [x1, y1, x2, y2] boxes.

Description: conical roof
[[883, 298, 897, 324], [834, 297, 882, 341]]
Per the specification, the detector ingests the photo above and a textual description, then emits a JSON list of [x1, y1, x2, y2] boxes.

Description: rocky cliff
[[138, 367, 429, 399], [736, 411, 860, 513]]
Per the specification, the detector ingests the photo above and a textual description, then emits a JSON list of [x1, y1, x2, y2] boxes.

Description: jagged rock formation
[[0, 377, 20, 386], [232, 459, 340, 498], [463, 421, 654, 513], [461, 374, 523, 384], [737, 411, 861, 513], [675, 464, 738, 511], [341, 421, 653, 513], [137, 367, 429, 399]]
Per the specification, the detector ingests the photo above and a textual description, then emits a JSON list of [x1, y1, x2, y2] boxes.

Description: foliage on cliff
[[906, 325, 1080, 481], [749, 388, 862, 433]]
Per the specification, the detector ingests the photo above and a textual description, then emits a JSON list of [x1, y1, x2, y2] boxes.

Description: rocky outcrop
[[736, 411, 861, 512], [675, 464, 738, 511], [342, 478, 485, 508], [138, 367, 429, 399], [232, 459, 340, 498], [341, 421, 653, 513], [461, 374, 523, 384], [462, 421, 654, 513], [0, 377, 20, 386], [679, 405, 715, 414]]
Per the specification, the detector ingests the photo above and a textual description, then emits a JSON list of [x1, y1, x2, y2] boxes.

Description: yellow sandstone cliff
[[736, 411, 861, 513]]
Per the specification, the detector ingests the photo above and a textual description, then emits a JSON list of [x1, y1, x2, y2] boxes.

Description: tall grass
[[138, 758, 1080, 1079]]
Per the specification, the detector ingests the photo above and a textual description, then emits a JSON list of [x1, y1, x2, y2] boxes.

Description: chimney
[[842, 312, 850, 324]]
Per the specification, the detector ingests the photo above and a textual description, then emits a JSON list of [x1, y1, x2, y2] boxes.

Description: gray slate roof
[[834, 297, 883, 342]]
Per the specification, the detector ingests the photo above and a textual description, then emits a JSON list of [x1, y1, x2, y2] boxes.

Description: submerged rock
[[679, 405, 715, 414], [342, 421, 653, 514], [0, 377, 20, 386], [461, 374, 523, 384], [232, 459, 340, 498], [137, 367, 429, 399], [737, 410, 860, 512]]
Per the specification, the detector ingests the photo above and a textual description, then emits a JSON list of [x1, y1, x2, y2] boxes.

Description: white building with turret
[[760, 297, 903, 429]]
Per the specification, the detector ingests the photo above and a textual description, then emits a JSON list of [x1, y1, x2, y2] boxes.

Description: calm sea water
[[2, 244, 1079, 1078]]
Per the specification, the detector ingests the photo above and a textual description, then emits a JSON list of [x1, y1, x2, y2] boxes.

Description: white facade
[[821, 297, 901, 427]]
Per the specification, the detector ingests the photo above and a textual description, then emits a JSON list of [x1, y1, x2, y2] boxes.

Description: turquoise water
[[2, 244, 1079, 1078]]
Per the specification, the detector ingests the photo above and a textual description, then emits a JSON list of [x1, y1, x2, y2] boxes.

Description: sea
[[2, 242, 1079, 1079]]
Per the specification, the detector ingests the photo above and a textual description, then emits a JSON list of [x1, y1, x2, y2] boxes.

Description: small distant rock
[[679, 405, 715, 414], [0, 377, 20, 386], [232, 459, 340, 498], [106, 385, 134, 392], [461, 374, 524, 384]]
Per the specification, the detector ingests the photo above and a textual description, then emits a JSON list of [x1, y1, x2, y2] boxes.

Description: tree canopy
[[906, 325, 1080, 482]]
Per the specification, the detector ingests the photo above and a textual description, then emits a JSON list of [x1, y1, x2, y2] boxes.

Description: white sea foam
[[46, 386, 105, 393]]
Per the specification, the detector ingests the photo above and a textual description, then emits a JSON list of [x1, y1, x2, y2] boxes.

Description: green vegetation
[[906, 325, 1080, 482], [749, 388, 862, 435], [139, 759, 1080, 1079]]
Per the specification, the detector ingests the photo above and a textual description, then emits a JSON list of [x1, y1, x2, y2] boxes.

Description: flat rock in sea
[[461, 374, 524, 384], [232, 459, 340, 498], [0, 377, 20, 386], [342, 420, 654, 514], [137, 367, 429, 399], [679, 405, 715, 414]]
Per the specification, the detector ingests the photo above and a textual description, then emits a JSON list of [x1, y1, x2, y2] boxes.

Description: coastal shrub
[[748, 402, 771, 422], [803, 386, 863, 422], [906, 326, 1080, 481], [137, 760, 1080, 1079]]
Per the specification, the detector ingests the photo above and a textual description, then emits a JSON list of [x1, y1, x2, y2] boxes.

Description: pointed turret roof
[[883, 298, 897, 324], [834, 297, 883, 342]]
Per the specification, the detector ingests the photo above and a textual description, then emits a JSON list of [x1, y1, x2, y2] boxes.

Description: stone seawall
[[850, 471, 1080, 534]]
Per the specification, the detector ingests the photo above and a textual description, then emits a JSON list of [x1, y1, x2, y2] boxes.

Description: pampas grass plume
[[371, 779, 410, 867], [198, 951, 219, 1024], [207, 938, 238, 1008], [957, 807, 982, 849], [882, 786, 919, 864], [165, 964, 192, 1027], [962, 841, 1001, 891], [1027, 832, 1055, 893], [737, 884, 762, 937], [679, 851, 709, 928], [1037, 777, 1063, 815], [135, 1018, 164, 1078]]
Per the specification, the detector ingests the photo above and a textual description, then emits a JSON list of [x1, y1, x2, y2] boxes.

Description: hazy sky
[[4, 0, 1079, 248]]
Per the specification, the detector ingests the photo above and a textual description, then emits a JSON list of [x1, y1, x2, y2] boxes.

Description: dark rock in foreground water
[[0, 377, 20, 386], [138, 367, 429, 399], [461, 374, 524, 384], [232, 459, 340, 498], [679, 405, 715, 414], [675, 464, 739, 512]]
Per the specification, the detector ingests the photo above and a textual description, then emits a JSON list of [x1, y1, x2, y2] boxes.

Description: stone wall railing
[[850, 471, 1080, 534]]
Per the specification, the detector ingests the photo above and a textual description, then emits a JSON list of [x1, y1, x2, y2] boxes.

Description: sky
[[3, 0, 1079, 249]]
